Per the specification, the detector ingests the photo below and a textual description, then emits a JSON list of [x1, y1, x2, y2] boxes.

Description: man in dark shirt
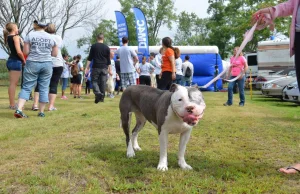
[[115, 56, 122, 95], [85, 33, 112, 103]]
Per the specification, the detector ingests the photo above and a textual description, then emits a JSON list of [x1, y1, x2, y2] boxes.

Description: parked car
[[282, 81, 300, 103], [255, 68, 296, 89], [261, 77, 296, 98]]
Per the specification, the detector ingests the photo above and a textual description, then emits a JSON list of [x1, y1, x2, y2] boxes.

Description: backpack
[[185, 66, 192, 77], [71, 64, 79, 76]]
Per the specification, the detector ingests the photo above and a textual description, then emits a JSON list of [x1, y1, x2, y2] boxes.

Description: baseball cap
[[33, 19, 48, 27]]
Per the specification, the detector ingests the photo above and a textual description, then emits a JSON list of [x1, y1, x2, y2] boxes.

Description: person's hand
[[84, 69, 89, 75], [172, 72, 176, 80], [22, 60, 26, 66], [251, 7, 274, 31]]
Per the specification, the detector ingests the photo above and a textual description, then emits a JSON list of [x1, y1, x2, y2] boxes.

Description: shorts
[[6, 58, 22, 71], [121, 72, 136, 88], [72, 74, 82, 84]]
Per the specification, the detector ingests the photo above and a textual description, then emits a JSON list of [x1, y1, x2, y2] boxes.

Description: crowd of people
[[3, 20, 195, 118]]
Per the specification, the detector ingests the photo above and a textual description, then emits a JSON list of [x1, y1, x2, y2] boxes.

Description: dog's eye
[[178, 99, 182, 101]]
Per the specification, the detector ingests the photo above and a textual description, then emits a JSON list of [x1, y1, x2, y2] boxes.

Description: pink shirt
[[270, 0, 299, 57], [230, 56, 246, 76]]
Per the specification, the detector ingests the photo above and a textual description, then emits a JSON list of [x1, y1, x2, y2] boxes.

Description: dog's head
[[170, 84, 206, 126]]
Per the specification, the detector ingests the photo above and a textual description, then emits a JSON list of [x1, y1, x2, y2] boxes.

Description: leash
[[200, 22, 258, 88]]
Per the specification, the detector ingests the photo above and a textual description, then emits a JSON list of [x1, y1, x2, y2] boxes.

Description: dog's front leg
[[157, 130, 168, 171], [178, 129, 193, 170]]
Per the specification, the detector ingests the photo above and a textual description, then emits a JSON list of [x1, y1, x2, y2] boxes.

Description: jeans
[[91, 68, 108, 96], [181, 76, 192, 86], [227, 76, 245, 105], [295, 32, 300, 92], [34, 66, 63, 94], [61, 78, 69, 91], [174, 74, 182, 85], [19, 60, 53, 103]]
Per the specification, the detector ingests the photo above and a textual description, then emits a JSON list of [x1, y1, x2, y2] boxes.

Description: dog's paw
[[178, 161, 193, 170], [126, 147, 135, 158], [157, 163, 168, 171], [127, 151, 135, 158], [133, 146, 142, 151]]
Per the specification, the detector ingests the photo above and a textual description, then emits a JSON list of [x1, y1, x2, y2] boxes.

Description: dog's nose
[[186, 106, 195, 113]]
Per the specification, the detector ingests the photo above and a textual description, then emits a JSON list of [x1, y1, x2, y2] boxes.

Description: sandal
[[9, 105, 16, 110], [279, 166, 300, 174], [32, 106, 39, 111], [37, 112, 45, 117]]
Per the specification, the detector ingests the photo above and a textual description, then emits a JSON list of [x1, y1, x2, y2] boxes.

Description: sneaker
[[32, 106, 39, 111], [77, 96, 83, 99], [223, 102, 232, 106], [61, 96, 68, 100], [14, 110, 28, 118], [95, 93, 103, 104], [239, 103, 244, 107], [49, 107, 57, 111], [74, 96, 77, 98], [37, 112, 45, 117], [109, 94, 115, 98]]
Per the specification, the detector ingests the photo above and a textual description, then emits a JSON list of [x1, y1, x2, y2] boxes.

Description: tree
[[206, 0, 291, 59], [0, 0, 105, 54], [118, 0, 177, 45], [77, 19, 119, 53], [174, 11, 209, 46], [61, 46, 69, 56], [0, 0, 41, 54]]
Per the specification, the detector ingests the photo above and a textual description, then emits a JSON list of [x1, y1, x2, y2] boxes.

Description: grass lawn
[[0, 86, 299, 193]]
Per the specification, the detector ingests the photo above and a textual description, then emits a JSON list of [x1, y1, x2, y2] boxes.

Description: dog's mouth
[[182, 111, 204, 126]]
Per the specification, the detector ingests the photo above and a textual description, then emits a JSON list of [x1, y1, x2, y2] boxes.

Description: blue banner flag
[[132, 7, 149, 56], [115, 11, 129, 47]]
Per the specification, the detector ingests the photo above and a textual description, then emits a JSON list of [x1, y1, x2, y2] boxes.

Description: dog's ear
[[169, 83, 178, 92]]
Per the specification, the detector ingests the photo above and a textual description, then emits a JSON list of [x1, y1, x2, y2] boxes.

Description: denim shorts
[[6, 58, 22, 71]]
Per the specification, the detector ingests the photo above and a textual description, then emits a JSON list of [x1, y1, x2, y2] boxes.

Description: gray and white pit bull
[[119, 84, 206, 171]]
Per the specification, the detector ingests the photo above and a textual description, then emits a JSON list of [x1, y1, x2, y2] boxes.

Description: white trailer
[[257, 40, 294, 71]]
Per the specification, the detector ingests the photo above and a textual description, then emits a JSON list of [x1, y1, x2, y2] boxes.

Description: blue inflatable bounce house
[[110, 46, 223, 91], [175, 46, 223, 91]]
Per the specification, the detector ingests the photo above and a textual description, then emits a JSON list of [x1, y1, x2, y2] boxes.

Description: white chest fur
[[161, 106, 192, 134]]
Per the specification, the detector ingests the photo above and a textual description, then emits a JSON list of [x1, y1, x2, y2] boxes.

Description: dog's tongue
[[183, 114, 198, 125]]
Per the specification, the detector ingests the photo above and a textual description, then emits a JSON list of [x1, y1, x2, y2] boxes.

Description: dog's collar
[[171, 102, 183, 119]]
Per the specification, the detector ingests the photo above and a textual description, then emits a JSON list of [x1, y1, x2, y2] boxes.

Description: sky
[[0, 0, 209, 59]]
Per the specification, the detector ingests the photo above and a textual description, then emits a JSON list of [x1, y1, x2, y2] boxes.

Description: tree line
[[1, 0, 291, 59]]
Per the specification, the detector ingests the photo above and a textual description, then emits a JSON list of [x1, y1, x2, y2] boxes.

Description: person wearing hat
[[14, 19, 58, 118], [31, 23, 64, 111]]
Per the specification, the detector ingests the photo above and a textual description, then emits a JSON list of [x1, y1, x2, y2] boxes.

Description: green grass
[[0, 87, 299, 193]]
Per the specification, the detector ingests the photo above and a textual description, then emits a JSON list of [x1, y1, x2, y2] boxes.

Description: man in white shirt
[[115, 37, 139, 91], [181, 55, 194, 86]]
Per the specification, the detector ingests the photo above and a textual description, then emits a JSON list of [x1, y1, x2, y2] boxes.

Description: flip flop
[[286, 167, 300, 173], [279, 166, 300, 174]]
